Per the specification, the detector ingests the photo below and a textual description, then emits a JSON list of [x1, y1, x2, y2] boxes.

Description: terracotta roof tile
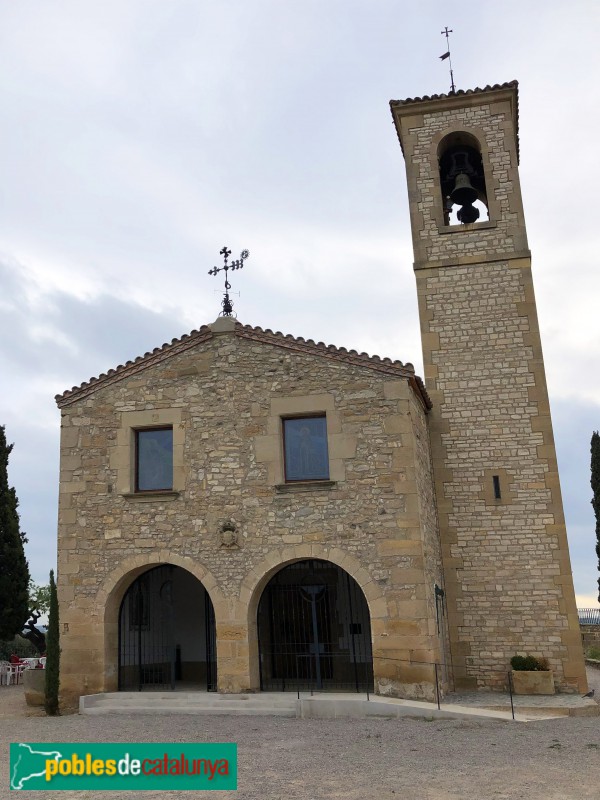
[[390, 80, 520, 163], [390, 80, 518, 108], [55, 321, 431, 410]]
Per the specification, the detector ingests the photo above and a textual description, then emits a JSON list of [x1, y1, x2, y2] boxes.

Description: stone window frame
[[282, 413, 330, 483], [480, 468, 514, 507], [134, 426, 174, 493], [254, 393, 356, 492], [111, 408, 185, 501]]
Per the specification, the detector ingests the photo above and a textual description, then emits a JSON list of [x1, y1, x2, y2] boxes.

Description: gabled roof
[[55, 320, 432, 410], [390, 80, 520, 163]]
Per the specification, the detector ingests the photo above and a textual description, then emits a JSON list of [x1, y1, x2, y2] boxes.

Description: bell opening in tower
[[438, 132, 489, 226]]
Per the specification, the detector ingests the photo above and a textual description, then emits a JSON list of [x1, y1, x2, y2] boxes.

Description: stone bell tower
[[390, 82, 586, 692]]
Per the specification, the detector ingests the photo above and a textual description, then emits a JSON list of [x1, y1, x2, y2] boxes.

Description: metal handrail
[[261, 650, 518, 719], [578, 608, 600, 625]]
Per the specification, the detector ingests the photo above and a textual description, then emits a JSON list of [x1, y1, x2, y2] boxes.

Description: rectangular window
[[135, 428, 173, 492], [283, 416, 329, 482], [492, 474, 501, 500]]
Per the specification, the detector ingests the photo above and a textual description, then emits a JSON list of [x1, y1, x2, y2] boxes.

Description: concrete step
[[83, 705, 297, 716], [105, 691, 297, 703], [80, 692, 299, 717], [79, 691, 550, 723]]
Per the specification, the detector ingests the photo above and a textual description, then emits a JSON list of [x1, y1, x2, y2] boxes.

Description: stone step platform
[[80, 692, 299, 717], [79, 691, 552, 722], [445, 690, 599, 718]]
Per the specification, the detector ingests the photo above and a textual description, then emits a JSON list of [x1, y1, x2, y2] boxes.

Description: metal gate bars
[[118, 565, 216, 692], [257, 559, 374, 692], [119, 559, 373, 693]]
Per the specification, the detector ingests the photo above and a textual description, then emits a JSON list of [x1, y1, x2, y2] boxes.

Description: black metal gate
[[118, 565, 216, 691], [257, 559, 373, 692]]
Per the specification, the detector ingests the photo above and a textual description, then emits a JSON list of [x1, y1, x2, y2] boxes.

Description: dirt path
[[1, 674, 599, 799]]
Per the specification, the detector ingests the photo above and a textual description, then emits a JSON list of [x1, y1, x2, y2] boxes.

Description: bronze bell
[[450, 172, 478, 206], [457, 203, 480, 224]]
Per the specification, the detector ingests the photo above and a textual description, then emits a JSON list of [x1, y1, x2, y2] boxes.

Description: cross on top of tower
[[208, 246, 250, 316], [439, 26, 456, 95]]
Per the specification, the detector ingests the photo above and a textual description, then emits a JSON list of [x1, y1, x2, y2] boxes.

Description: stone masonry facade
[[390, 83, 586, 691], [56, 317, 444, 707], [55, 81, 587, 706]]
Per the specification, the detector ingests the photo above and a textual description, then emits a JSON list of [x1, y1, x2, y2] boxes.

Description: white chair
[[0, 661, 11, 686], [0, 661, 22, 686], [13, 663, 28, 684]]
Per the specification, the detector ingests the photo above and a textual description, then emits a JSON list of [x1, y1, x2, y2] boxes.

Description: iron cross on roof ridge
[[208, 245, 250, 316]]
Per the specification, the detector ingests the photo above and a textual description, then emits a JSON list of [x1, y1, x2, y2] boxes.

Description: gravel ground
[[1, 671, 599, 800]]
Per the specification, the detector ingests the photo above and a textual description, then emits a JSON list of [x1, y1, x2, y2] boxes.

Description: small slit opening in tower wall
[[493, 475, 501, 499]]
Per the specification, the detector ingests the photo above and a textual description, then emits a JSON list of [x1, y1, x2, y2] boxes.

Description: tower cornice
[[390, 81, 520, 164]]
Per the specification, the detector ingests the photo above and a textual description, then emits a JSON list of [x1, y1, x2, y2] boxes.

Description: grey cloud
[[0, 259, 187, 390], [0, 265, 190, 584], [0, 0, 599, 603]]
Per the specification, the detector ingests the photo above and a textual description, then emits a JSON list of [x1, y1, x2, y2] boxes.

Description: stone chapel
[[55, 81, 587, 707]]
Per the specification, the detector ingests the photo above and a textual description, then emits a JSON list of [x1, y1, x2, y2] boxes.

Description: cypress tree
[[45, 569, 60, 715], [0, 425, 30, 640], [592, 431, 600, 603]]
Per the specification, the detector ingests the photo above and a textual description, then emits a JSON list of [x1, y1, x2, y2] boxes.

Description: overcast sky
[[1, 1, 599, 607]]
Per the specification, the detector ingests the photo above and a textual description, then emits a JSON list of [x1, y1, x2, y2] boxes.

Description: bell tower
[[390, 82, 586, 691]]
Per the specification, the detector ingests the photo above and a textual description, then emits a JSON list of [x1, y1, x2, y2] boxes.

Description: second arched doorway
[[257, 559, 373, 692], [118, 565, 216, 691]]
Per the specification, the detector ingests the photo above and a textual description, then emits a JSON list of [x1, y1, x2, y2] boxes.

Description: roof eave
[[390, 81, 520, 164], [55, 321, 426, 408]]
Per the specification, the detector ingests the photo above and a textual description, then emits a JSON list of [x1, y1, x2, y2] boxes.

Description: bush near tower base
[[510, 655, 550, 671]]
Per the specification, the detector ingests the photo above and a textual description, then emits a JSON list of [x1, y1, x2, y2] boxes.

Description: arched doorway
[[118, 565, 216, 691], [257, 559, 373, 692]]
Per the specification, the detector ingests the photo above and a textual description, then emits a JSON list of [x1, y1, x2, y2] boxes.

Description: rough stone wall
[[391, 85, 586, 693], [391, 88, 528, 271], [410, 102, 522, 264], [418, 259, 582, 689], [409, 390, 450, 690], [581, 625, 600, 651], [56, 327, 441, 703]]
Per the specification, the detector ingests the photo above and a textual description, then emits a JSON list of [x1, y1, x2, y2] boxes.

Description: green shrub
[[522, 655, 539, 671], [510, 654, 549, 671], [0, 427, 30, 641], [586, 646, 600, 660], [0, 636, 38, 661], [44, 570, 60, 716]]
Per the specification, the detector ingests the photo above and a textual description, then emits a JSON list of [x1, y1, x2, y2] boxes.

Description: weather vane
[[208, 246, 249, 316], [439, 27, 456, 95]]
